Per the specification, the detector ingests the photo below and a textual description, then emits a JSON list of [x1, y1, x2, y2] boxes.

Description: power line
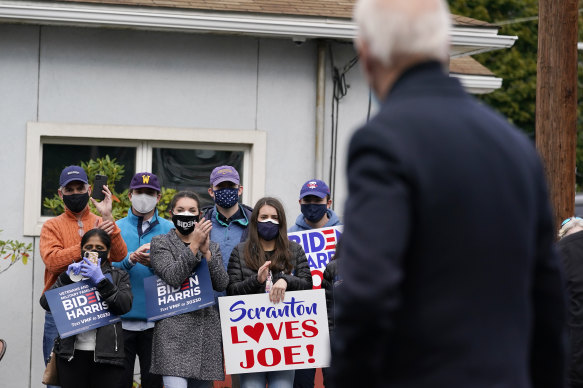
[[494, 8, 583, 26]]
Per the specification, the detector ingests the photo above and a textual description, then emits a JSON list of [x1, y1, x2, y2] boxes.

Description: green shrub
[[0, 230, 33, 274], [43, 156, 176, 219]]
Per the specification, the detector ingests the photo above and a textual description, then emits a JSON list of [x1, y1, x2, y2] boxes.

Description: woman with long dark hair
[[149, 190, 229, 388], [40, 228, 132, 387], [227, 196, 313, 388]]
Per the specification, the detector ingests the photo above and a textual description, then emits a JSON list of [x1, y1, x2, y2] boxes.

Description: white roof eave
[[0, 0, 517, 55], [450, 74, 503, 94]]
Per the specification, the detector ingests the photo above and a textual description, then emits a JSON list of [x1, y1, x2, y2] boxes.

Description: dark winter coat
[[558, 230, 583, 388], [321, 259, 339, 331], [40, 263, 132, 366], [149, 230, 228, 379], [227, 240, 312, 295], [332, 61, 567, 388]]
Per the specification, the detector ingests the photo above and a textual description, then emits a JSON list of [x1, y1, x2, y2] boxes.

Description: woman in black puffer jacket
[[40, 228, 132, 388], [227, 196, 312, 388]]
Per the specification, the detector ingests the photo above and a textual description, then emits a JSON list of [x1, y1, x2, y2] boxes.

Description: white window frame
[[24, 122, 266, 236]]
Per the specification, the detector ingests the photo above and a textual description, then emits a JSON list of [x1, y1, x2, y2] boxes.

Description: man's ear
[[156, 193, 162, 203], [128, 190, 133, 201], [208, 187, 214, 198], [327, 199, 333, 209], [238, 186, 243, 196], [58, 188, 64, 200]]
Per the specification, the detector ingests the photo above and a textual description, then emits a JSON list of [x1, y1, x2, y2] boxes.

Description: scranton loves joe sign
[[288, 226, 343, 289], [219, 290, 330, 374]]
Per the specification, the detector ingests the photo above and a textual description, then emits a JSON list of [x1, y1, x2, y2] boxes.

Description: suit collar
[[385, 61, 465, 102]]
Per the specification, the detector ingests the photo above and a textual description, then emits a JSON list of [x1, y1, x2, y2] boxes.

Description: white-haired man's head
[[354, 0, 451, 98]]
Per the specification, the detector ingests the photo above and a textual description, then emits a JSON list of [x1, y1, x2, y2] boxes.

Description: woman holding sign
[[39, 228, 132, 387], [227, 196, 313, 388], [149, 191, 229, 388]]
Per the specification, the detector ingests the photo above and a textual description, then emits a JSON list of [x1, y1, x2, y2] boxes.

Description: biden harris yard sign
[[143, 258, 215, 322], [44, 274, 120, 338], [288, 226, 343, 289]]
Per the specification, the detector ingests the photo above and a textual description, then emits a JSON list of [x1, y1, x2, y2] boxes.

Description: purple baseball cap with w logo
[[130, 172, 161, 191]]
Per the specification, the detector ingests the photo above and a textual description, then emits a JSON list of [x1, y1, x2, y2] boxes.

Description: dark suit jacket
[[331, 62, 567, 388], [557, 230, 583, 387]]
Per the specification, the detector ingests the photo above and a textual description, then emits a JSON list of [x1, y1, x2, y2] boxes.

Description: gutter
[[0, 1, 517, 54], [450, 74, 503, 94]]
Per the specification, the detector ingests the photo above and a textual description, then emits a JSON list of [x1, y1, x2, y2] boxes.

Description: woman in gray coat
[[150, 191, 229, 388]]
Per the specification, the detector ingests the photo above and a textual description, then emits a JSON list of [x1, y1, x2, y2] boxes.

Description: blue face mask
[[257, 220, 279, 241], [301, 203, 328, 223], [213, 187, 239, 209]]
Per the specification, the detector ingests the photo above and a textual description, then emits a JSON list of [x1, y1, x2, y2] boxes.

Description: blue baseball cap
[[59, 166, 88, 187], [299, 179, 330, 199]]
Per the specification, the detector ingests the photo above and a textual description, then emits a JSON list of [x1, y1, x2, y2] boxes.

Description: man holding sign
[[288, 179, 341, 388], [288, 180, 341, 233], [40, 165, 127, 388]]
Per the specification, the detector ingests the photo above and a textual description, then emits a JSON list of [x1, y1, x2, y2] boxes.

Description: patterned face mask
[[213, 187, 239, 209]]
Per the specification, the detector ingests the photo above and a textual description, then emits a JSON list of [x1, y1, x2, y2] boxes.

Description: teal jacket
[[113, 208, 174, 321]]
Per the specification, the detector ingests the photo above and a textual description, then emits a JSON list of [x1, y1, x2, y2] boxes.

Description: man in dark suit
[[330, 0, 567, 387]]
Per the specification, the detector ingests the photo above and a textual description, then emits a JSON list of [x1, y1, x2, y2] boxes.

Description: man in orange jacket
[[39, 165, 127, 387]]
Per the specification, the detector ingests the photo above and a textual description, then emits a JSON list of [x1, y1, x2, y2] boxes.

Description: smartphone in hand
[[91, 174, 108, 201]]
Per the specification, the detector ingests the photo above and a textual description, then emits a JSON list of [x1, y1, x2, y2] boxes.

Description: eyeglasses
[[77, 219, 84, 237], [561, 217, 583, 227]]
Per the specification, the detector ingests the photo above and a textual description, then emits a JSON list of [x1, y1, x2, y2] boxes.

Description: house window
[[41, 143, 136, 216], [25, 122, 266, 236], [152, 147, 244, 209]]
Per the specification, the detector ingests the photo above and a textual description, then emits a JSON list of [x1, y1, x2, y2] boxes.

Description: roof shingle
[[450, 56, 495, 77], [55, 0, 495, 26]]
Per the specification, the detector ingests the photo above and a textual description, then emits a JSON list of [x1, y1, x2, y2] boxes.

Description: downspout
[[315, 40, 326, 180]]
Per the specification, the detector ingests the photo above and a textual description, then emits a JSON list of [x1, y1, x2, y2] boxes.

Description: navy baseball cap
[[59, 166, 88, 187], [299, 179, 330, 199], [130, 172, 161, 191], [210, 165, 240, 186]]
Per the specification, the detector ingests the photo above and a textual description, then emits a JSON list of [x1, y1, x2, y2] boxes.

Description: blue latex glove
[[67, 262, 82, 276], [80, 257, 105, 285]]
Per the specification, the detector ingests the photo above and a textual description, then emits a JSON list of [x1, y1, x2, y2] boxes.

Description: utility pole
[[535, 0, 578, 229]]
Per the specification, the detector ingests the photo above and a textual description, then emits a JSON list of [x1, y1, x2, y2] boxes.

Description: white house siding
[[0, 23, 368, 387], [0, 24, 41, 388], [322, 41, 371, 217]]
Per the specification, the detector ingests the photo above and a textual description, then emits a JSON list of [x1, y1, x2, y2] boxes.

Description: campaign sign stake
[[219, 289, 330, 375], [288, 226, 343, 289], [144, 258, 215, 322], [44, 274, 120, 338]]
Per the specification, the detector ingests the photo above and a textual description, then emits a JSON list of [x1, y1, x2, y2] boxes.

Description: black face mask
[[63, 193, 90, 213], [301, 203, 328, 223], [257, 220, 280, 241], [172, 213, 199, 235], [81, 249, 109, 263]]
